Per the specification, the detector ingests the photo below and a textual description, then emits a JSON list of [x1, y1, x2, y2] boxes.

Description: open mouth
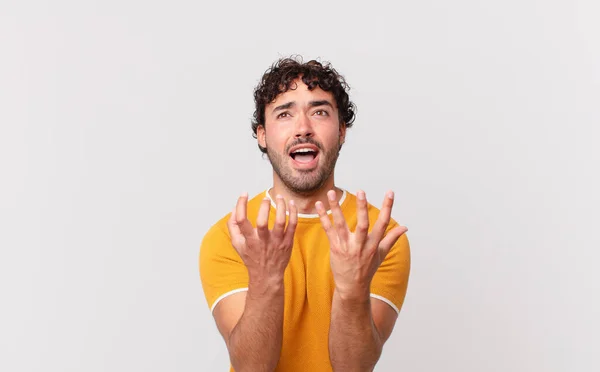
[[289, 146, 319, 164]]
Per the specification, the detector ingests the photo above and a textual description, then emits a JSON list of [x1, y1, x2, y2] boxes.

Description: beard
[[266, 137, 341, 195]]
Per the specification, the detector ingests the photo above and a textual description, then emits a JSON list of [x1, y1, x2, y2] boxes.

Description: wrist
[[333, 284, 371, 304], [248, 274, 284, 297]]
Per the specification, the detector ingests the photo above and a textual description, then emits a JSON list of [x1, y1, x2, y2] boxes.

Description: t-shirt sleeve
[[199, 221, 249, 314], [370, 222, 411, 314]]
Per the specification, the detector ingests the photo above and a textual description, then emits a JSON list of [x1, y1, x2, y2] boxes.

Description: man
[[199, 56, 411, 371]]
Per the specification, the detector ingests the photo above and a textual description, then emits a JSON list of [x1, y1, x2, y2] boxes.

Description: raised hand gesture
[[227, 193, 298, 284], [315, 190, 408, 299]]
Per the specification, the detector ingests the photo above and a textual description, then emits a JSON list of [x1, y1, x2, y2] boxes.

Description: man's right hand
[[217, 193, 297, 371], [226, 193, 298, 285]]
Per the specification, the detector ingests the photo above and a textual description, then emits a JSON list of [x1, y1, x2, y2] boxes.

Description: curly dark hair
[[251, 55, 356, 153]]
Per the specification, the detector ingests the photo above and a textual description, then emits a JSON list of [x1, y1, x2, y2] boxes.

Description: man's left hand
[[315, 189, 408, 300]]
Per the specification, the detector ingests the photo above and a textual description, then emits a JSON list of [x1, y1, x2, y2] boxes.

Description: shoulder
[[200, 214, 230, 247]]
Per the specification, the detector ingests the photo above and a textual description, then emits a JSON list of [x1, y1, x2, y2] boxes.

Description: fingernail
[[289, 200, 295, 206], [328, 190, 336, 201], [276, 194, 283, 199], [387, 191, 394, 199], [358, 190, 365, 200]]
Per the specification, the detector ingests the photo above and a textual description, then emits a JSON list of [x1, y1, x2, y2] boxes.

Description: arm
[[329, 290, 399, 371], [214, 277, 284, 372], [212, 193, 297, 372], [316, 189, 407, 371]]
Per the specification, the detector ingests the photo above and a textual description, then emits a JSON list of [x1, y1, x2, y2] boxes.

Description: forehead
[[267, 79, 336, 108]]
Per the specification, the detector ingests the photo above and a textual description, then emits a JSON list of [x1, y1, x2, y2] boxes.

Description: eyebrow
[[272, 100, 334, 114], [272, 101, 295, 113], [308, 100, 334, 109]]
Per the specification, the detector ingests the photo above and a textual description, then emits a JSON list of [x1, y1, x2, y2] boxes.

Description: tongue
[[294, 154, 315, 163]]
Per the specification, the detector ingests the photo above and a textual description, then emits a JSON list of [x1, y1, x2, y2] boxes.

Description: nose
[[294, 113, 313, 138]]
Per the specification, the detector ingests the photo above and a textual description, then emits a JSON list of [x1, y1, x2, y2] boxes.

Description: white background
[[1, 1, 599, 371]]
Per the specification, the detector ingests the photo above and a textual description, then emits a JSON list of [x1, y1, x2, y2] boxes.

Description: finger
[[227, 205, 246, 249], [256, 197, 271, 241], [227, 207, 242, 240], [355, 190, 369, 244], [235, 193, 254, 237], [369, 190, 394, 244], [378, 225, 408, 258], [327, 189, 349, 241], [271, 194, 287, 238], [315, 200, 335, 241], [227, 205, 242, 237], [283, 199, 298, 244]]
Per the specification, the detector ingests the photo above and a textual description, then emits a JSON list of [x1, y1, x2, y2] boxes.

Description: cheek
[[265, 129, 289, 151], [323, 127, 343, 145]]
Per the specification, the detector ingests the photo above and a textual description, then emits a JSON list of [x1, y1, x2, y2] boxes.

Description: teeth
[[293, 148, 315, 154]]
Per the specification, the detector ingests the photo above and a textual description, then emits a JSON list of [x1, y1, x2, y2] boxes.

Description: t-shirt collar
[[264, 188, 347, 219]]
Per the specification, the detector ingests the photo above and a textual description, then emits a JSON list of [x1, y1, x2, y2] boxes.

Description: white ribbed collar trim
[[265, 188, 347, 219]]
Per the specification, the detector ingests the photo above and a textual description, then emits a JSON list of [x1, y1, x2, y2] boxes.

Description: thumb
[[378, 225, 407, 258]]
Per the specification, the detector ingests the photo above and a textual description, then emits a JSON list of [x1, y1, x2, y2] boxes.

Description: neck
[[268, 175, 344, 215]]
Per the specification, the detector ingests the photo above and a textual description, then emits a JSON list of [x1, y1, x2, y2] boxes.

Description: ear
[[257, 124, 267, 148], [339, 123, 346, 145]]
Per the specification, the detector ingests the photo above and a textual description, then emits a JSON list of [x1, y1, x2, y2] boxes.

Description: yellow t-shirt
[[199, 189, 411, 371]]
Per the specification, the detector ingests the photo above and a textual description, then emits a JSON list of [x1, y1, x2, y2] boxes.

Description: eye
[[277, 112, 291, 119], [314, 109, 329, 116]]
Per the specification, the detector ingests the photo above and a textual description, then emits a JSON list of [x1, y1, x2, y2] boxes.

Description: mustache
[[286, 137, 324, 153]]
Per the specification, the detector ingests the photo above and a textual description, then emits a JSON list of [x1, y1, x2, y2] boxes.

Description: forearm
[[329, 288, 383, 372], [228, 279, 285, 372]]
